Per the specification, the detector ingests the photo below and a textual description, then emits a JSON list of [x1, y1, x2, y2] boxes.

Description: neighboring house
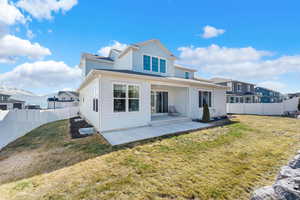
[[78, 39, 228, 132], [255, 87, 282, 103], [287, 92, 300, 99], [211, 78, 260, 103], [47, 91, 79, 109], [25, 105, 41, 109], [0, 93, 25, 110]]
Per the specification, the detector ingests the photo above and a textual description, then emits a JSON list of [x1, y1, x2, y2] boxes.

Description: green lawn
[[0, 115, 300, 200]]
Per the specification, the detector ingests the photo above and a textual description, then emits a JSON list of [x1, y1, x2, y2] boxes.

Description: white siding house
[[78, 39, 228, 132]]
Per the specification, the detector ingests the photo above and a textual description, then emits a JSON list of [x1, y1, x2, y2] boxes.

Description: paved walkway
[[101, 121, 214, 146]]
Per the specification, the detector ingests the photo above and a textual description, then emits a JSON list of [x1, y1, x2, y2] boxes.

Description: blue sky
[[0, 0, 300, 94]]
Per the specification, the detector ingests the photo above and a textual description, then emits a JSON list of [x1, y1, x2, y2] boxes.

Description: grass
[[1, 115, 300, 200]]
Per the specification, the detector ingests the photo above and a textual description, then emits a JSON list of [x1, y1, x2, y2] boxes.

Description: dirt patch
[[69, 117, 93, 139]]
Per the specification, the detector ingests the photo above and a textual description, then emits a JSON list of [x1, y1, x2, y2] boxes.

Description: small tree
[[298, 98, 300, 111], [202, 103, 210, 122]]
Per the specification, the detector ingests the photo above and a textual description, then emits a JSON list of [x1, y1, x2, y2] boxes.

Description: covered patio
[[100, 120, 214, 146]]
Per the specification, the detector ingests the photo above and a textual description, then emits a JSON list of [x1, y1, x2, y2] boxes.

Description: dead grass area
[[1, 115, 300, 200], [0, 119, 113, 185]]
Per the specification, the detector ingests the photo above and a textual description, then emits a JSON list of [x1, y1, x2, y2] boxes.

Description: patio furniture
[[168, 105, 180, 116]]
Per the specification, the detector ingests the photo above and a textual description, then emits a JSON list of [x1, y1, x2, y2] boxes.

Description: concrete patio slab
[[100, 121, 214, 146]]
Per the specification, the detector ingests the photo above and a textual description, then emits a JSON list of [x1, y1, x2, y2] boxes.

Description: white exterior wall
[[114, 49, 132, 70], [174, 68, 195, 79], [100, 75, 151, 132], [79, 75, 227, 132], [132, 42, 175, 76], [227, 97, 300, 115], [189, 87, 227, 119], [79, 78, 100, 130]]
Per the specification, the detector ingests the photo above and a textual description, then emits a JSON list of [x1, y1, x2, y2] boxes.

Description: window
[[92, 98, 99, 112], [236, 97, 239, 103], [247, 85, 251, 92], [113, 84, 140, 112], [143, 55, 167, 73], [143, 55, 151, 70], [160, 59, 166, 73], [128, 85, 139, 112], [230, 97, 235, 103], [152, 57, 159, 72], [185, 72, 189, 79], [199, 91, 212, 107], [113, 84, 126, 112], [240, 97, 244, 103], [237, 84, 242, 92]]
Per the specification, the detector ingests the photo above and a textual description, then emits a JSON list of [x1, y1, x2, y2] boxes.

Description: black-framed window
[[113, 84, 126, 112], [199, 91, 212, 107], [113, 84, 140, 112], [92, 98, 99, 112]]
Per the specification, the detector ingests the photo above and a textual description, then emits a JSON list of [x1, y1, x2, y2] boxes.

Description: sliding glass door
[[151, 91, 168, 114]]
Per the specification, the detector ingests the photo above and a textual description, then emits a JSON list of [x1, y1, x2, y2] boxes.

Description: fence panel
[[0, 107, 79, 150]]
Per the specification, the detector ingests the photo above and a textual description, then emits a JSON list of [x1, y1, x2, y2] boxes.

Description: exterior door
[[151, 91, 168, 114]]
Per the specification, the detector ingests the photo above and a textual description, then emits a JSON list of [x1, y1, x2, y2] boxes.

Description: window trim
[[142, 54, 167, 73], [112, 83, 141, 113]]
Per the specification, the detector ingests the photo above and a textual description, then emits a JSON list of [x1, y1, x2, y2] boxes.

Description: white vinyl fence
[[0, 107, 79, 150], [227, 97, 299, 115]]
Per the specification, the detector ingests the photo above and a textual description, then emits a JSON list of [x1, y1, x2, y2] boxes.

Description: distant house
[[0, 93, 25, 110], [47, 91, 79, 109], [255, 87, 282, 103], [287, 92, 300, 99], [211, 78, 260, 103], [25, 105, 41, 110]]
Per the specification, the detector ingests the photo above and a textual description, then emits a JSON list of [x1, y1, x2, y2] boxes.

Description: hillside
[[1, 115, 300, 200]]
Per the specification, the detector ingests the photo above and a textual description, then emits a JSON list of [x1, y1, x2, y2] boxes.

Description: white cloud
[[257, 81, 287, 91], [0, 60, 81, 90], [97, 40, 127, 56], [16, 0, 78, 20], [0, 0, 25, 25], [26, 29, 35, 38], [48, 29, 52, 33], [202, 25, 225, 39], [177, 44, 300, 79], [0, 34, 51, 63]]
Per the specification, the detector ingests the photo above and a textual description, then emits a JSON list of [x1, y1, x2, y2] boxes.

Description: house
[[78, 39, 228, 132], [255, 87, 283, 103], [0, 93, 25, 110], [47, 91, 79, 109], [211, 78, 260, 103], [287, 92, 300, 99]]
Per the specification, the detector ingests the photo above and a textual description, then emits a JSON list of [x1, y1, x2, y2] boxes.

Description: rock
[[273, 178, 300, 200], [277, 166, 300, 180], [289, 155, 300, 169], [251, 186, 279, 200]]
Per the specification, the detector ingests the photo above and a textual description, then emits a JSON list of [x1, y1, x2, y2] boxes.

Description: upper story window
[[152, 57, 159, 72], [247, 85, 251, 92], [237, 83, 242, 92], [143, 55, 151, 70], [160, 59, 166, 73], [184, 72, 189, 79], [143, 55, 167, 73]]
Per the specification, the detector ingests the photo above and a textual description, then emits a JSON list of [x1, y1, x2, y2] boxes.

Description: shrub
[[202, 103, 210, 122]]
